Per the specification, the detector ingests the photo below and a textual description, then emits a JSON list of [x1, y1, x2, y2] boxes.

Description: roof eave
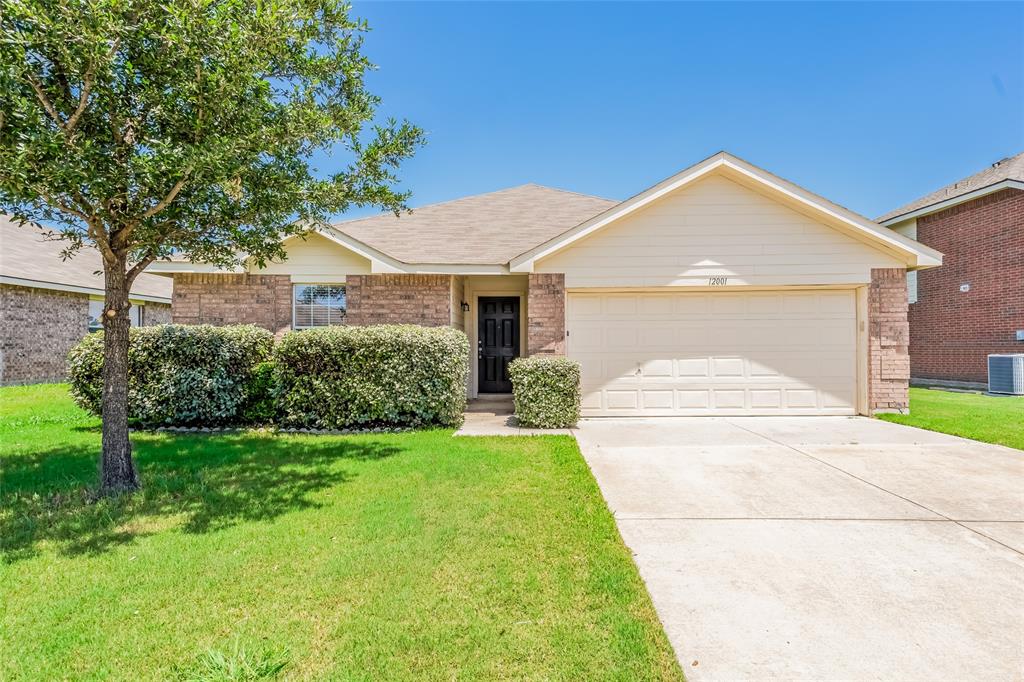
[[879, 179, 1024, 225], [0, 275, 172, 303]]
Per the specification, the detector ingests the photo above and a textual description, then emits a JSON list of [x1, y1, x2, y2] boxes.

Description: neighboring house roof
[[0, 215, 173, 302], [877, 151, 1024, 224], [330, 184, 618, 265], [511, 151, 942, 272]]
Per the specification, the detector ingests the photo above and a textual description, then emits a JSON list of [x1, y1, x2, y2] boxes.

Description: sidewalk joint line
[[723, 420, 1024, 558]]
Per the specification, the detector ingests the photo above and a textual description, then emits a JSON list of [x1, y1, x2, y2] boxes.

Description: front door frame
[[476, 296, 521, 394]]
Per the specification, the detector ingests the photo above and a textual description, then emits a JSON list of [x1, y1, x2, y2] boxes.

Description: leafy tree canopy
[[0, 0, 425, 273], [0, 0, 424, 494]]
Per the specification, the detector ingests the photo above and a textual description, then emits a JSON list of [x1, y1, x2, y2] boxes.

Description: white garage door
[[567, 290, 858, 416]]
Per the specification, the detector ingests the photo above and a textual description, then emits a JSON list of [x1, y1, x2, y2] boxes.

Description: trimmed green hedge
[[68, 324, 274, 426], [508, 356, 581, 428], [274, 325, 469, 429]]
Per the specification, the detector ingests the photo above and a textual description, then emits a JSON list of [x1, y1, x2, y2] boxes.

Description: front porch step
[[465, 394, 514, 415]]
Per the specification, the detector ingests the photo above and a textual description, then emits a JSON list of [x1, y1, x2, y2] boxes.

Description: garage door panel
[[569, 290, 857, 416], [641, 390, 674, 409], [606, 390, 639, 409], [676, 389, 711, 409], [712, 390, 746, 409], [677, 357, 711, 377], [785, 389, 818, 408], [711, 357, 745, 377], [605, 296, 638, 316], [638, 296, 675, 316], [750, 389, 783, 409]]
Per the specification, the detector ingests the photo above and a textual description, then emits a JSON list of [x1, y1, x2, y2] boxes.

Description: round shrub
[[274, 325, 469, 429], [508, 356, 581, 428], [68, 324, 274, 426]]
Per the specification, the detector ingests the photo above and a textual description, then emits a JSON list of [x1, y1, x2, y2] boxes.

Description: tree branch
[[63, 66, 96, 134], [39, 191, 88, 222], [26, 38, 119, 138], [141, 171, 191, 221], [27, 75, 63, 128], [125, 253, 157, 286]]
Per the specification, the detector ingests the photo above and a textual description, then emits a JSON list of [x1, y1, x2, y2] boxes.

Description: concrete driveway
[[575, 417, 1024, 681]]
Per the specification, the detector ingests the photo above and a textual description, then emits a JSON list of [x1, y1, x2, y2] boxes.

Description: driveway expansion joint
[[723, 419, 1024, 557]]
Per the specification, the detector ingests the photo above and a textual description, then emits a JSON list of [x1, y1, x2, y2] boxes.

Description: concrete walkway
[[575, 417, 1024, 681], [455, 395, 572, 436]]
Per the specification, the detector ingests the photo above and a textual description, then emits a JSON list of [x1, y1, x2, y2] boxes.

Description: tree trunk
[[99, 262, 140, 494]]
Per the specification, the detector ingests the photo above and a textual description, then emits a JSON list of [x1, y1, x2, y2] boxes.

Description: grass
[[878, 387, 1024, 450], [0, 384, 681, 681]]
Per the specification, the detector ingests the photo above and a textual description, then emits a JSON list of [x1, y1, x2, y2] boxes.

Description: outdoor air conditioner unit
[[988, 354, 1024, 395]]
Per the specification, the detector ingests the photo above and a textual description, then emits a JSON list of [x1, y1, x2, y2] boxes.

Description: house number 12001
[[708, 276, 729, 286]]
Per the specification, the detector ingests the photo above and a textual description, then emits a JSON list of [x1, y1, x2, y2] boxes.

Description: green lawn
[[0, 384, 681, 681], [878, 387, 1024, 450]]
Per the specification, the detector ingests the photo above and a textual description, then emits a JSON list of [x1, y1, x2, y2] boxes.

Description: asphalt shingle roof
[[0, 215, 173, 299], [877, 151, 1024, 222], [331, 184, 618, 264]]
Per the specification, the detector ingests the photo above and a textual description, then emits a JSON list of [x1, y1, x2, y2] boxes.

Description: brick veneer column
[[172, 274, 292, 334], [527, 273, 565, 355], [868, 268, 910, 413], [345, 274, 452, 327]]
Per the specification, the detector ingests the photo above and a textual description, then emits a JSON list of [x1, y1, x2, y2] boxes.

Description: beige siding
[[251, 232, 371, 280], [888, 218, 918, 303], [536, 174, 903, 288], [450, 275, 466, 331]]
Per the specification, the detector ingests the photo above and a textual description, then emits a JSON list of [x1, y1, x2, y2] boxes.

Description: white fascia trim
[[0, 275, 171, 303], [510, 152, 943, 271], [880, 179, 1024, 225], [313, 226, 405, 273]]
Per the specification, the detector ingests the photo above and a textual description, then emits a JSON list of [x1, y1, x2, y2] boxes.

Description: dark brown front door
[[478, 297, 519, 393]]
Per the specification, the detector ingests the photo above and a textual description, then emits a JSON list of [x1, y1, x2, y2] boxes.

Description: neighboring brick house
[[152, 152, 941, 416], [879, 152, 1024, 388], [0, 216, 172, 385]]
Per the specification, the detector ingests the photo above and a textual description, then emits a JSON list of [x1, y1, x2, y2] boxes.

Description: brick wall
[[172, 274, 293, 334], [868, 268, 910, 413], [345, 274, 452, 327], [910, 188, 1024, 384], [144, 302, 172, 325], [0, 284, 88, 385], [527, 273, 565, 355]]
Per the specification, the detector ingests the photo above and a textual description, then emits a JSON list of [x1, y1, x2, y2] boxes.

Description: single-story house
[[878, 151, 1023, 388], [0, 215, 173, 385], [151, 152, 942, 416]]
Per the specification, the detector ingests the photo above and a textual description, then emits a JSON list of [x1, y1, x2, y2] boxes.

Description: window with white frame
[[88, 299, 143, 331], [293, 284, 346, 328]]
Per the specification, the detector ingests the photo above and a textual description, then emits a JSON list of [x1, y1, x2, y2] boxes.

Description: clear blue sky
[[334, 1, 1023, 221]]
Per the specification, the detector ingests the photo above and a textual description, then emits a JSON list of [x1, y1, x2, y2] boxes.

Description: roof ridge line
[[330, 184, 543, 227], [519, 182, 619, 203], [331, 183, 618, 228]]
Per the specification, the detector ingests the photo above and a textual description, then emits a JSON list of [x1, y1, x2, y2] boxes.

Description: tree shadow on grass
[[0, 432, 402, 563]]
